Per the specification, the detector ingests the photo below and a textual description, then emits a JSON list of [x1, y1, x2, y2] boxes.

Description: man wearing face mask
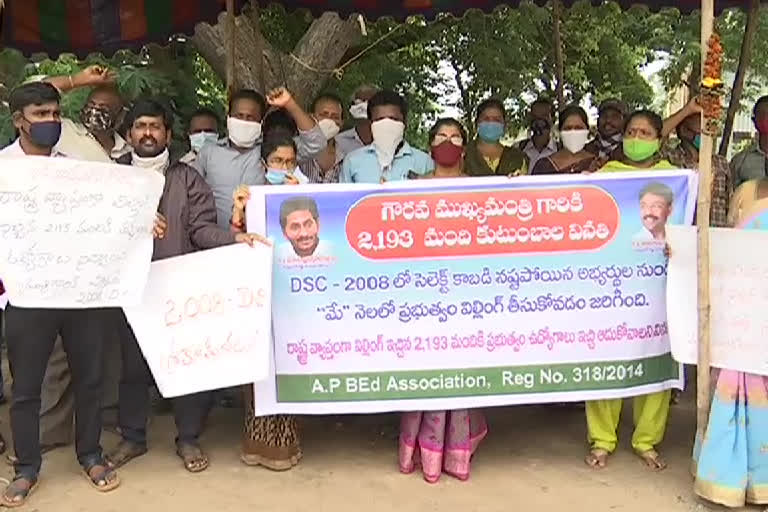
[[337, 84, 378, 159], [731, 96, 768, 189], [340, 90, 433, 183], [585, 99, 628, 163], [518, 98, 559, 170], [301, 93, 345, 183], [663, 97, 731, 227], [108, 99, 265, 474], [180, 108, 221, 168], [197, 87, 325, 229], [45, 65, 131, 162], [0, 82, 123, 507]]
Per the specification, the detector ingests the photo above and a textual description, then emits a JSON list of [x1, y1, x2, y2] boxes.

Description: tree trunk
[[718, 0, 760, 157], [193, 7, 361, 104], [552, 0, 565, 110]]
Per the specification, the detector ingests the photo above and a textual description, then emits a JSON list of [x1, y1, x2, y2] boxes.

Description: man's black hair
[[279, 197, 320, 231], [189, 107, 220, 128], [624, 109, 663, 138], [310, 93, 344, 114], [263, 108, 298, 138], [261, 133, 297, 161], [126, 99, 174, 130], [754, 95, 768, 118], [229, 89, 267, 118], [639, 182, 674, 206], [9, 82, 60, 114], [367, 90, 408, 120], [475, 98, 506, 122]]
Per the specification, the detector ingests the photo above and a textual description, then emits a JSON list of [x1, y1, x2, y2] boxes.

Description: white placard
[[123, 244, 273, 398], [0, 156, 164, 308], [666, 225, 768, 376]]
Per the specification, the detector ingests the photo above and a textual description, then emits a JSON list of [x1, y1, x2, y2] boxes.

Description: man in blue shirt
[[341, 90, 433, 183]]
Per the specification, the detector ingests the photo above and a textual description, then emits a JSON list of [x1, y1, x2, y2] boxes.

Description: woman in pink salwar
[[399, 119, 488, 483]]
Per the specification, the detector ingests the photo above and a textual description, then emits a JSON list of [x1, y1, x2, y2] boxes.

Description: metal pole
[[695, 0, 714, 441]]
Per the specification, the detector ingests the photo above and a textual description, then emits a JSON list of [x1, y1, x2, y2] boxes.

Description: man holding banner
[[106, 99, 266, 474]]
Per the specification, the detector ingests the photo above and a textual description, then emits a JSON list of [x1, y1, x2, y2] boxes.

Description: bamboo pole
[[552, 0, 565, 110], [225, 0, 237, 97], [696, 0, 714, 442], [718, 0, 760, 157]]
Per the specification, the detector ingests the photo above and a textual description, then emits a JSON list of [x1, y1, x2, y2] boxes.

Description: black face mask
[[26, 120, 62, 148], [531, 118, 551, 137]]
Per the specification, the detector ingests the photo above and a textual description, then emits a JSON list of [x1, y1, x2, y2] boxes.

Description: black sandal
[[1, 475, 39, 508], [176, 441, 209, 473], [105, 440, 148, 469], [82, 459, 120, 492]]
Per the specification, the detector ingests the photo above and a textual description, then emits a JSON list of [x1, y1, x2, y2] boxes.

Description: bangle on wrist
[[68, 75, 74, 88]]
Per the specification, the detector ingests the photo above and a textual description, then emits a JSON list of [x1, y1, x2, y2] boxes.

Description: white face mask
[[317, 118, 341, 140], [560, 129, 590, 154], [371, 118, 405, 168], [132, 148, 170, 174], [349, 102, 368, 120], [227, 117, 262, 148]]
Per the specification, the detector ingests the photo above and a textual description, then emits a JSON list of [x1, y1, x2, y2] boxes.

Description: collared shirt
[[730, 143, 768, 189], [599, 159, 675, 172], [336, 127, 365, 159], [300, 147, 344, 184], [55, 118, 130, 162], [520, 137, 559, 170], [197, 125, 326, 228], [665, 142, 732, 228], [340, 142, 434, 184], [0, 139, 66, 157]]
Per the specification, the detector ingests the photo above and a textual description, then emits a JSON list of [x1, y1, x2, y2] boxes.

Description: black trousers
[[4, 305, 107, 478], [115, 311, 212, 446]]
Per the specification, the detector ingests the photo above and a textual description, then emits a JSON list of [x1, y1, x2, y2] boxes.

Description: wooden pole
[[696, 0, 714, 442], [552, 0, 565, 110], [718, 0, 760, 157], [225, 0, 237, 97]]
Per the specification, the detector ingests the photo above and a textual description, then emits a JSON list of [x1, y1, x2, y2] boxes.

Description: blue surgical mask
[[266, 168, 287, 185], [477, 121, 504, 143], [189, 131, 218, 153], [693, 134, 701, 150]]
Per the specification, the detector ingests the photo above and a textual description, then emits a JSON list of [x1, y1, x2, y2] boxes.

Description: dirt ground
[[0, 390, 756, 512]]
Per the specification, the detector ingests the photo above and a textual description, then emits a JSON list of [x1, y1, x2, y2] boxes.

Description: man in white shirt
[[276, 197, 333, 264], [45, 65, 131, 162], [632, 182, 674, 249]]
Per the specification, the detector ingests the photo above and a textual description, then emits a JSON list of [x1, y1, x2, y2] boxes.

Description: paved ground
[[0, 388, 757, 512]]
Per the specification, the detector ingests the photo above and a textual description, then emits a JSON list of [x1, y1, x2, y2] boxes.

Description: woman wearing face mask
[[532, 106, 596, 175], [400, 118, 488, 484], [230, 135, 304, 472], [600, 110, 675, 172], [464, 99, 527, 177]]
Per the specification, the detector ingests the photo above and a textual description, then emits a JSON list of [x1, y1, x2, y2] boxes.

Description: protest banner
[[123, 244, 273, 398], [0, 156, 164, 308], [247, 171, 696, 415], [667, 223, 768, 377]]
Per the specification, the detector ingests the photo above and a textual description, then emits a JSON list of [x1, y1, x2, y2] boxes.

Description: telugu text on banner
[[248, 171, 696, 415]]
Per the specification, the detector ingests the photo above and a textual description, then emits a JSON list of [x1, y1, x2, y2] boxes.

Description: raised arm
[[45, 64, 117, 93], [662, 98, 702, 139]]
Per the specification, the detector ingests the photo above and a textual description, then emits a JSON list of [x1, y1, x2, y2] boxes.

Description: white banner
[[123, 244, 273, 398], [0, 156, 164, 308], [666, 225, 768, 376]]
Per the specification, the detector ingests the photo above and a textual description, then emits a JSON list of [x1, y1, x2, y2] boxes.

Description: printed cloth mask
[[27, 120, 62, 148], [227, 117, 262, 148], [349, 102, 368, 120], [560, 129, 590, 154], [693, 134, 702, 150], [317, 118, 341, 140], [371, 118, 405, 169], [189, 131, 219, 153], [132, 148, 170, 174], [431, 140, 464, 167], [81, 104, 116, 133], [531, 118, 551, 137], [623, 138, 660, 162], [477, 121, 504, 143]]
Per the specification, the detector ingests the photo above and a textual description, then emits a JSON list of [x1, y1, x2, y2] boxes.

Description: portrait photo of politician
[[277, 196, 332, 260], [633, 182, 674, 244]]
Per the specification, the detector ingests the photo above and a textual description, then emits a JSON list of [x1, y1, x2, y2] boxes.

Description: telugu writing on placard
[[0, 156, 164, 308], [667, 225, 768, 376], [123, 244, 273, 398], [252, 172, 695, 415]]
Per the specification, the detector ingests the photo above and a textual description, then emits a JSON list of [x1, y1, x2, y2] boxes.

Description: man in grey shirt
[[731, 95, 768, 189], [197, 87, 326, 227], [336, 84, 378, 160]]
